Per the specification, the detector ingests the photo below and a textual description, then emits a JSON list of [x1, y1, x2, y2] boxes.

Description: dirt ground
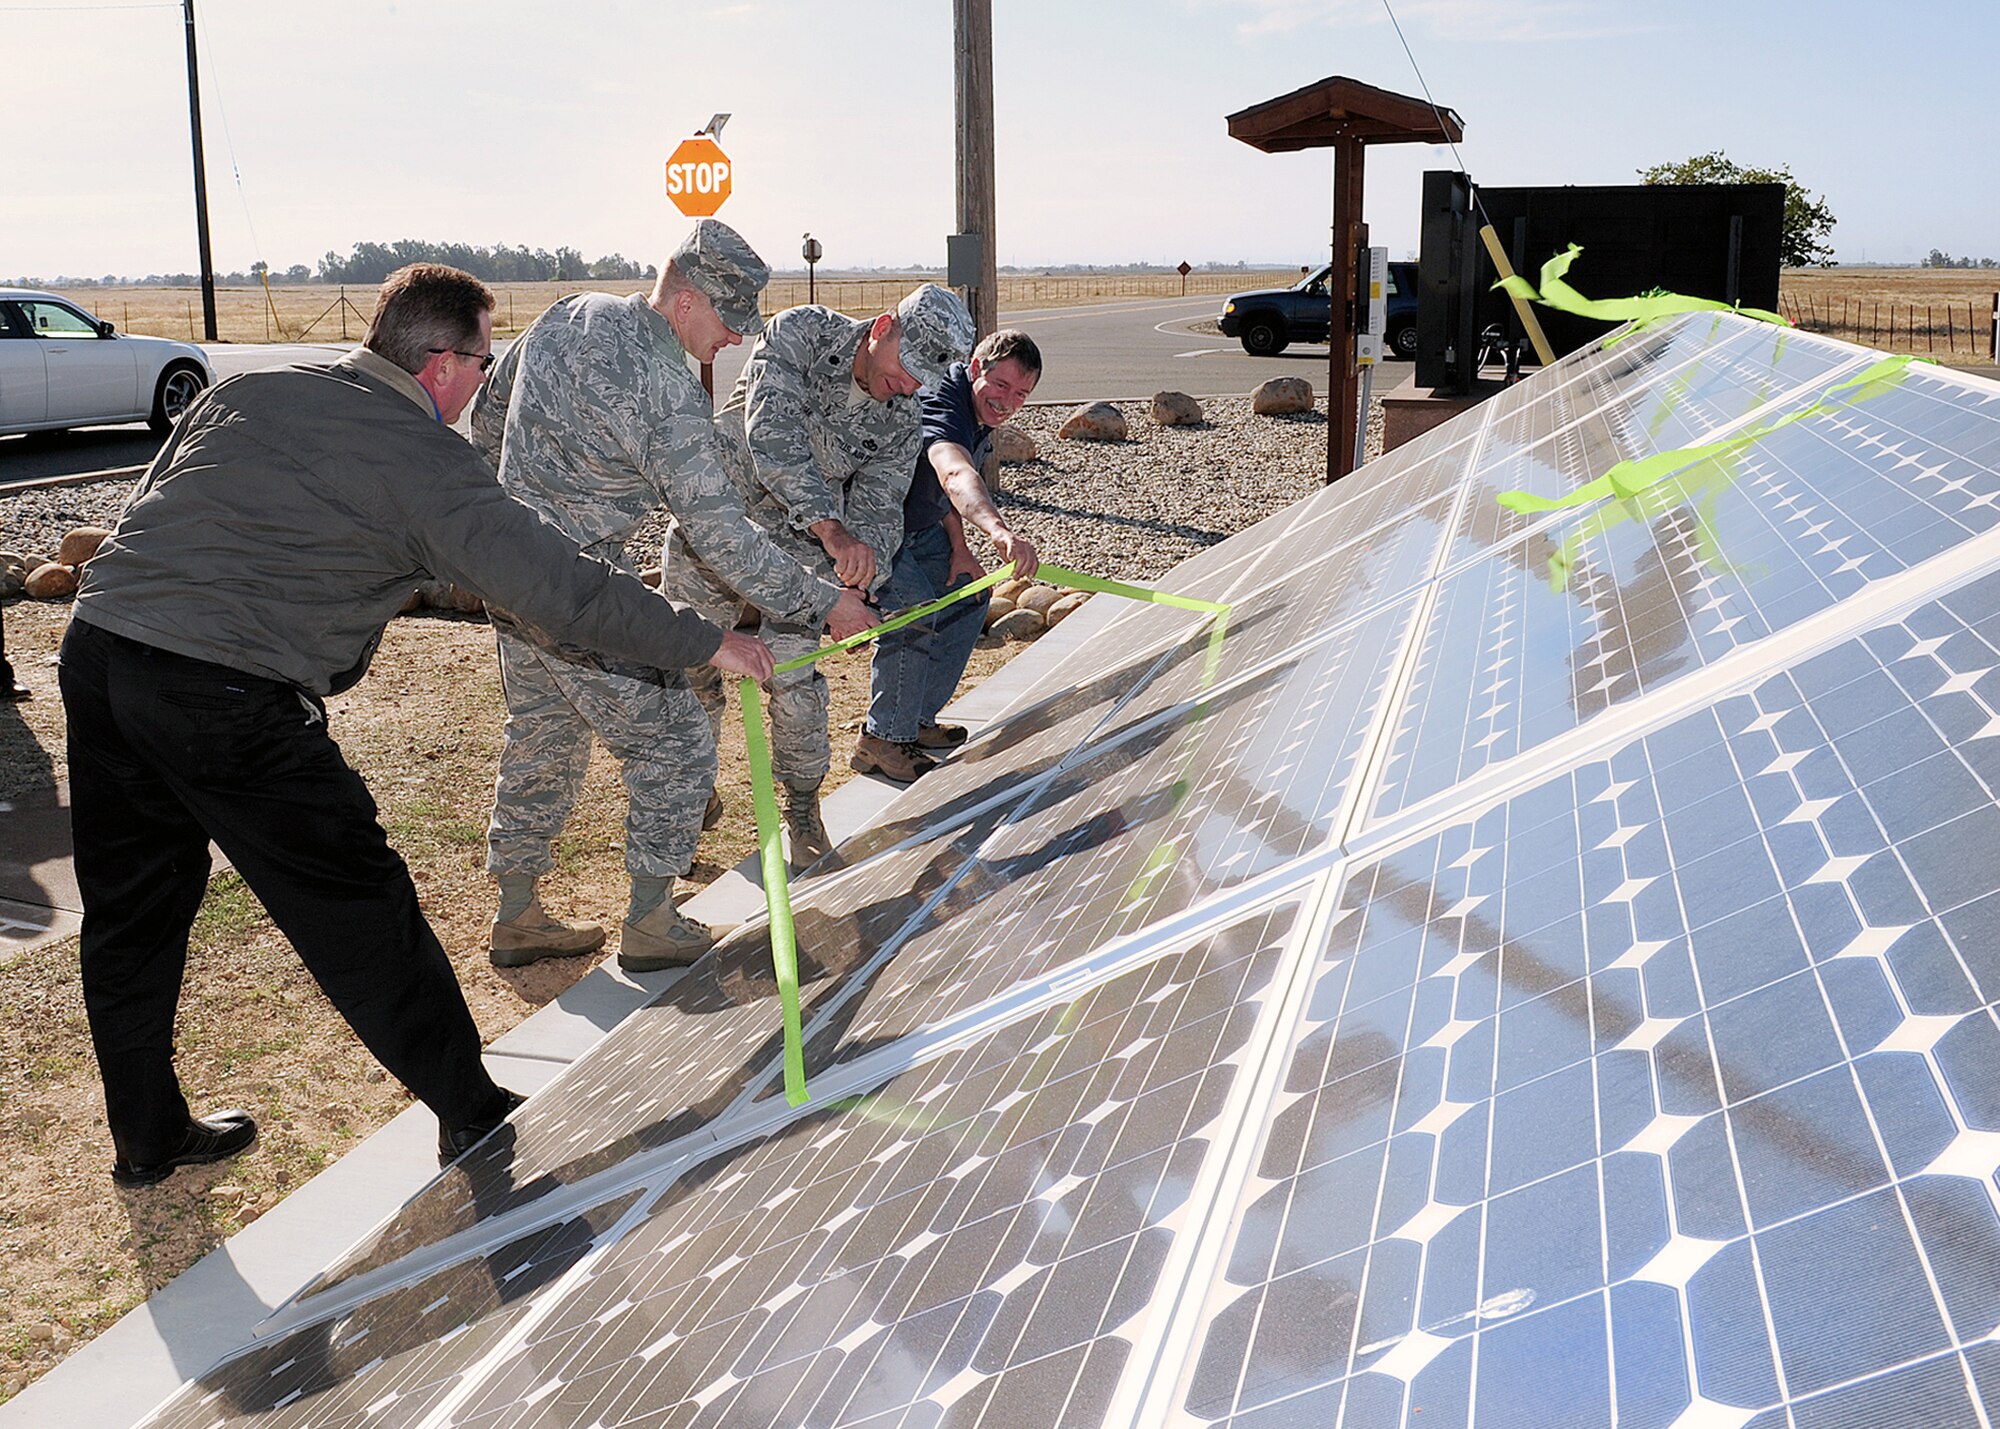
[[0, 596, 1020, 1403]]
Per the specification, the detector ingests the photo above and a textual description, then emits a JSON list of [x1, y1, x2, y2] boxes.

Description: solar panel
[[133, 318, 2000, 1428]]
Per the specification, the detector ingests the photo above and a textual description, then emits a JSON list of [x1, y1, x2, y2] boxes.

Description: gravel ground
[[4, 392, 1384, 583]]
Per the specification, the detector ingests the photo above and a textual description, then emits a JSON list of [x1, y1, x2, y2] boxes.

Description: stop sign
[[664, 135, 732, 218]]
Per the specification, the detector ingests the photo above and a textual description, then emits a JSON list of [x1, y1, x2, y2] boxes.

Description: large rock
[[1046, 592, 1090, 626], [0, 552, 28, 599], [1017, 584, 1060, 617], [57, 525, 113, 568], [992, 423, 1038, 463], [24, 562, 79, 600], [1150, 391, 1203, 426], [982, 595, 1017, 629], [1057, 402, 1128, 442], [1251, 376, 1314, 415], [990, 608, 1046, 641]]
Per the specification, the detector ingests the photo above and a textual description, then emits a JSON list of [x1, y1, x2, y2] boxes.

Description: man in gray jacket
[[60, 263, 772, 1186]]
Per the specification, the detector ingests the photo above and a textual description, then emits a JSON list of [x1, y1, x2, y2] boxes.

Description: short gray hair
[[364, 264, 494, 375]]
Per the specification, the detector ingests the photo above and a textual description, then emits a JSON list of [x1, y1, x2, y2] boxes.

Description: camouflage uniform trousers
[[664, 525, 832, 787], [485, 625, 714, 880]]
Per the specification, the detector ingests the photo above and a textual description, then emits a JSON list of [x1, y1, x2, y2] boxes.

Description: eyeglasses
[[430, 347, 495, 373]]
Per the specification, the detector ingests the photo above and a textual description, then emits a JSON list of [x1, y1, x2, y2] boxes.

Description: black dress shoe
[[0, 681, 29, 702], [112, 1110, 257, 1187], [437, 1088, 526, 1168]]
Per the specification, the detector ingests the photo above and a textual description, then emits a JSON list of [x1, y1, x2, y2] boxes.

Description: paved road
[[0, 300, 1409, 488], [709, 292, 1412, 405]]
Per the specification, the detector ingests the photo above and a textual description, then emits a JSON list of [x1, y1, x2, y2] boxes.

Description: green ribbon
[[736, 561, 1229, 1106], [1496, 355, 1920, 592], [1496, 245, 1789, 334]]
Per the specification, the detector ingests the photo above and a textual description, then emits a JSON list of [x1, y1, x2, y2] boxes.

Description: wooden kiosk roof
[[1226, 75, 1462, 152]]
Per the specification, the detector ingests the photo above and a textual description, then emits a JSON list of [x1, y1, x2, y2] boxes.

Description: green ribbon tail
[[740, 678, 808, 1107], [1035, 563, 1231, 616], [1492, 243, 1790, 335]]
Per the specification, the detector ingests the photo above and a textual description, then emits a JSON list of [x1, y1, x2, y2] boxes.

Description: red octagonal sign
[[665, 136, 733, 218]]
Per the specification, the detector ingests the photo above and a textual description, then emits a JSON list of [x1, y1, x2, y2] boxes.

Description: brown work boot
[[850, 731, 940, 784], [702, 790, 724, 830], [619, 897, 714, 973], [781, 779, 834, 868], [489, 895, 606, 969], [916, 721, 968, 750]]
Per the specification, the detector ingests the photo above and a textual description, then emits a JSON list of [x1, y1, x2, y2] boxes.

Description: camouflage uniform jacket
[[471, 292, 839, 626], [716, 305, 925, 592]]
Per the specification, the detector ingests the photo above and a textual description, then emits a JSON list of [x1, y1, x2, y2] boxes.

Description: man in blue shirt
[[852, 330, 1043, 782]]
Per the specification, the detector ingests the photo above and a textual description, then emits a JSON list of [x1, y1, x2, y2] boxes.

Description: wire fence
[[73, 271, 1302, 344], [760, 271, 1299, 316], [1778, 293, 1997, 358]]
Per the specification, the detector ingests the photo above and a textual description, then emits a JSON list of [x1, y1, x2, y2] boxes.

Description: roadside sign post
[[1177, 260, 1191, 296], [665, 135, 733, 219], [667, 123, 735, 400], [802, 235, 822, 305]]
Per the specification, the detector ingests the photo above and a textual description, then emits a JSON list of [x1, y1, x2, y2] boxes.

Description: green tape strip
[[738, 562, 1231, 1105], [1497, 244, 1789, 333], [737, 679, 809, 1104], [1497, 355, 1920, 592], [772, 562, 1018, 677]]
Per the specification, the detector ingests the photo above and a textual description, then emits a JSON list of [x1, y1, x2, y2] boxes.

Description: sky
[[7, 0, 1996, 281]]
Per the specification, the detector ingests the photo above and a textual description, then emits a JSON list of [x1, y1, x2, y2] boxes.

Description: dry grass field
[[47, 267, 1994, 358], [1778, 267, 1997, 356], [50, 270, 1301, 346]]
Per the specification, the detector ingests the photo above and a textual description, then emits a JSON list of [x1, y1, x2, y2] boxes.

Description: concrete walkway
[[0, 599, 1110, 1428]]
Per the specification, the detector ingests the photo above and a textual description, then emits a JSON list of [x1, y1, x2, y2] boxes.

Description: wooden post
[[181, 0, 218, 341], [1326, 134, 1364, 484], [950, 0, 996, 337]]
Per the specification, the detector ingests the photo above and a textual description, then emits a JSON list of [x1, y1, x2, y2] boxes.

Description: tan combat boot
[[619, 895, 715, 974], [916, 721, 968, 750], [850, 731, 940, 784], [781, 779, 834, 868], [490, 894, 606, 969]]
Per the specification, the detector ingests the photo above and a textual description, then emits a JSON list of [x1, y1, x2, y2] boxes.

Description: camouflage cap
[[672, 219, 769, 337], [895, 283, 975, 389]]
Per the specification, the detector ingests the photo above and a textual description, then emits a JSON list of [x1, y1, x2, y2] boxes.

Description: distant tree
[[553, 246, 586, 281], [1925, 248, 1955, 268], [1638, 151, 1837, 268], [283, 264, 310, 283]]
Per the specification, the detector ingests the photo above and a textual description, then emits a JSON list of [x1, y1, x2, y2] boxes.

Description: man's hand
[[991, 527, 1040, 582], [826, 587, 878, 642], [947, 544, 986, 588], [709, 630, 775, 684], [815, 522, 877, 590]]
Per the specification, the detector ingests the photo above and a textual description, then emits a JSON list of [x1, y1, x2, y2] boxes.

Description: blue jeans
[[865, 522, 989, 743]]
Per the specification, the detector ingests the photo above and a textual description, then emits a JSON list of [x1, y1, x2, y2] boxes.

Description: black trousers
[[59, 619, 502, 1165]]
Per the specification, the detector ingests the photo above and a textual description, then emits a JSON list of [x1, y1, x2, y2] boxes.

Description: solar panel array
[[137, 316, 2000, 1428]]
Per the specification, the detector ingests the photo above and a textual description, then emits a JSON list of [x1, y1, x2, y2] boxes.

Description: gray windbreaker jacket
[[73, 348, 723, 694]]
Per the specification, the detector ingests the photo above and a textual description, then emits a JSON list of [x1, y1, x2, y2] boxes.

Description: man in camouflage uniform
[[666, 284, 975, 868], [473, 220, 873, 972]]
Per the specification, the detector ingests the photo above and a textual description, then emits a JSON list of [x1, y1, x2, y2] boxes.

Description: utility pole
[[182, 0, 218, 341], [953, 0, 996, 336]]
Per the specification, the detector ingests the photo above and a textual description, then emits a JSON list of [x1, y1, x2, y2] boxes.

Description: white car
[[0, 288, 213, 436]]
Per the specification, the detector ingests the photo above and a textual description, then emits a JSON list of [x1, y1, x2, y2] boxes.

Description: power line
[[1380, 0, 1496, 230]]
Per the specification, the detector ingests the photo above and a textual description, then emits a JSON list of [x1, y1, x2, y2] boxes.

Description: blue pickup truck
[[1218, 260, 1418, 358]]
